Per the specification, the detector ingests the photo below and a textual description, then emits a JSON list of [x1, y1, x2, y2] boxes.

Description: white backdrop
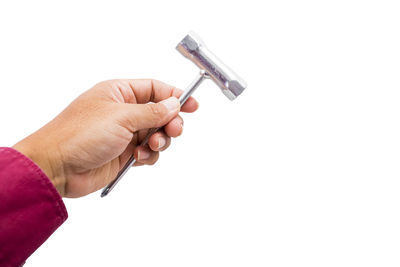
[[1, 0, 400, 266]]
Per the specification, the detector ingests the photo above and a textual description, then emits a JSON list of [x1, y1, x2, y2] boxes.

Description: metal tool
[[101, 32, 247, 197]]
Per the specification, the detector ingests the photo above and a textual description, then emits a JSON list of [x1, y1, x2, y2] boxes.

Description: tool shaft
[[101, 71, 207, 197]]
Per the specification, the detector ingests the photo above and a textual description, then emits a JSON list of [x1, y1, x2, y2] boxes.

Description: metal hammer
[[101, 32, 247, 197]]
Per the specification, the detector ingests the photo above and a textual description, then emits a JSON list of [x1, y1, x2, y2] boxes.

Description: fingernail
[[161, 97, 180, 112], [138, 150, 150, 160], [158, 137, 166, 149]]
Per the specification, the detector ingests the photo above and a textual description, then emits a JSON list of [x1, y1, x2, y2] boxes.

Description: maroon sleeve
[[0, 147, 68, 266]]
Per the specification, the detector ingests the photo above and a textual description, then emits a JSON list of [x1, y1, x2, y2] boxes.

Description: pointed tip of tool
[[101, 188, 110, 198]]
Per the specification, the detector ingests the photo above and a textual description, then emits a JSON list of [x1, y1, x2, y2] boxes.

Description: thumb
[[122, 97, 181, 132]]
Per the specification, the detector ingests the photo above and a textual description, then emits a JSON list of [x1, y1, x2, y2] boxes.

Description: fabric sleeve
[[0, 147, 68, 267]]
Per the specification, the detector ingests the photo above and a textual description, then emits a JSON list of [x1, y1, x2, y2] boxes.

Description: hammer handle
[[101, 71, 207, 197]]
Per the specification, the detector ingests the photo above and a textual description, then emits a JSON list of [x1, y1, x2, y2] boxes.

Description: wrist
[[13, 139, 66, 197]]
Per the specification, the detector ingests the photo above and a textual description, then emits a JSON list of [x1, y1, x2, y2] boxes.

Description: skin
[[12, 79, 198, 198]]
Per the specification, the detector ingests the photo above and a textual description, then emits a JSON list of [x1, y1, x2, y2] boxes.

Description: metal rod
[[101, 70, 207, 197]]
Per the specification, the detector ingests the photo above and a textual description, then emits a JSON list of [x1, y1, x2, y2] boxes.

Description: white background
[[1, 0, 400, 266]]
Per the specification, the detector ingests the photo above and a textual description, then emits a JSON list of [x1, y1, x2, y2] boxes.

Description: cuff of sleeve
[[0, 147, 68, 266]]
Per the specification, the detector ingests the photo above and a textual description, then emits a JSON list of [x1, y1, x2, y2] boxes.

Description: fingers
[[119, 118, 184, 170], [180, 97, 199, 113], [124, 79, 199, 112], [144, 115, 183, 151], [134, 146, 159, 165], [164, 115, 183, 137], [121, 97, 180, 132], [148, 131, 171, 151]]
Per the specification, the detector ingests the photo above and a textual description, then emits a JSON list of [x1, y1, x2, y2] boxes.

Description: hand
[[13, 79, 198, 198]]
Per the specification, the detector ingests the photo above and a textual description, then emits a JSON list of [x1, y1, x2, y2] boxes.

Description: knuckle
[[149, 103, 161, 115], [147, 104, 167, 124], [150, 78, 160, 85], [150, 78, 163, 88]]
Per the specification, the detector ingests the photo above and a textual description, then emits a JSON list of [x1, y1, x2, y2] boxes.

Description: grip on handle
[[100, 71, 207, 197]]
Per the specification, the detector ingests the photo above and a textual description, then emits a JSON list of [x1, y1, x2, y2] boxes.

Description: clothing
[[0, 147, 67, 267]]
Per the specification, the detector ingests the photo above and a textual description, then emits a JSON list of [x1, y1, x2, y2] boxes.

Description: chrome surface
[[176, 32, 246, 100]]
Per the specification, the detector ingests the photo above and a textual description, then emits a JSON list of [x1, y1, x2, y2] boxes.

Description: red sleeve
[[0, 147, 68, 266]]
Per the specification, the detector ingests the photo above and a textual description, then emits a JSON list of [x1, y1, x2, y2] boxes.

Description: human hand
[[13, 79, 198, 198]]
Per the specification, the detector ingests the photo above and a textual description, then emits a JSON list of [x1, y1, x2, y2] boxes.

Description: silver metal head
[[176, 32, 247, 100]]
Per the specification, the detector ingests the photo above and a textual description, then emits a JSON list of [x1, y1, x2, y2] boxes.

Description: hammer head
[[176, 32, 247, 100]]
